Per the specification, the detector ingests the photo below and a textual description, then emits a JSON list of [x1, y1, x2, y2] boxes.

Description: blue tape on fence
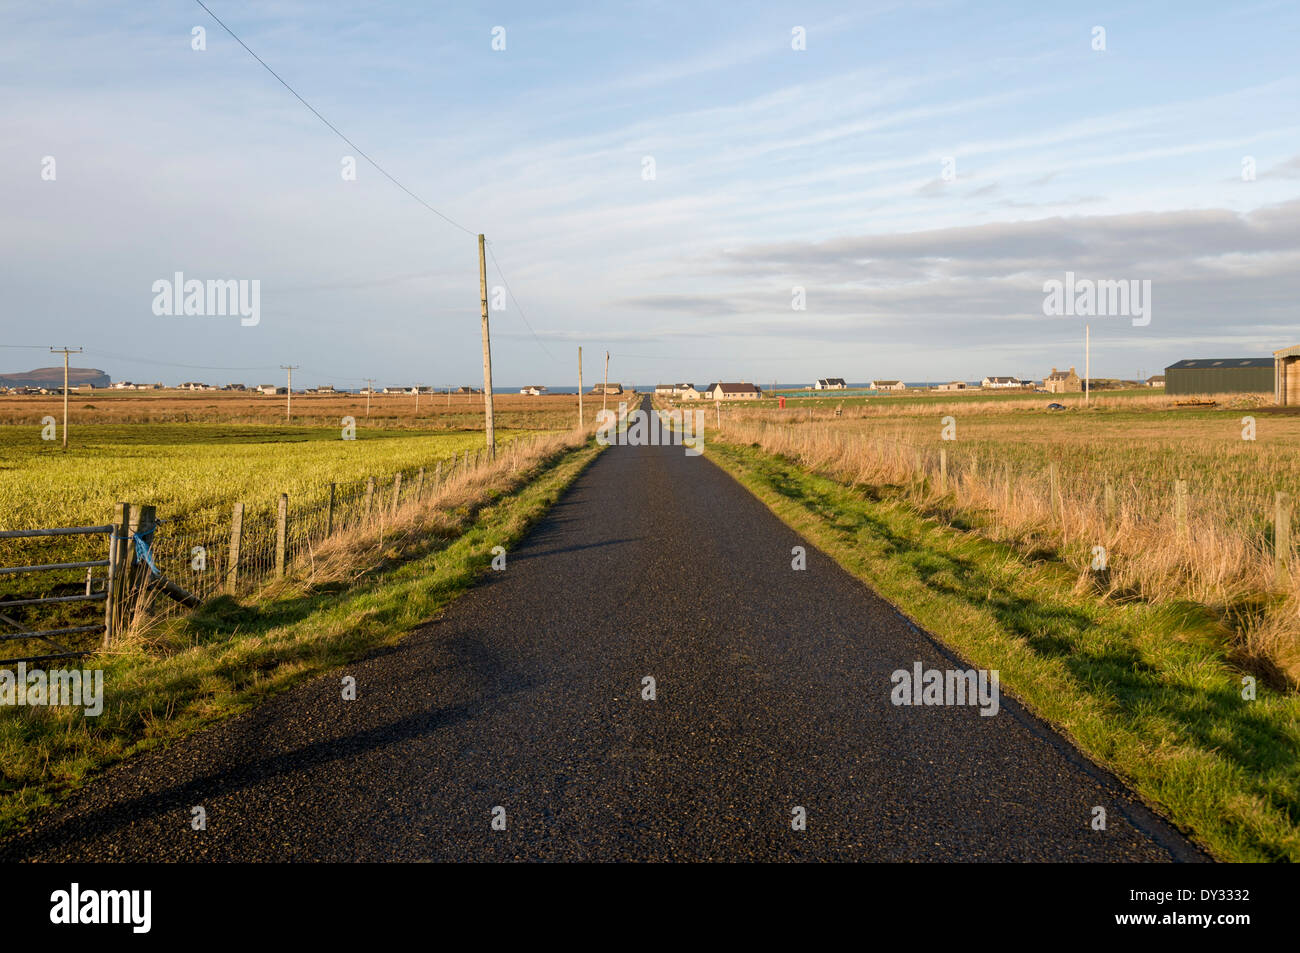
[[112, 529, 161, 576], [133, 527, 160, 576]]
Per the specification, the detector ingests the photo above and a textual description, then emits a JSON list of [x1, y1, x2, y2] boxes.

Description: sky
[[1, 0, 1298, 388]]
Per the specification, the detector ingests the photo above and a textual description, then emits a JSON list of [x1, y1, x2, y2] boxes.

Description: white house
[[981, 376, 1026, 389], [519, 385, 546, 396], [814, 378, 847, 390], [871, 380, 906, 391], [679, 384, 703, 400]]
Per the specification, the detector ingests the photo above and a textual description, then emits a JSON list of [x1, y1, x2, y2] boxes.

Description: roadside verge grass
[[0, 433, 602, 839], [707, 439, 1300, 863]]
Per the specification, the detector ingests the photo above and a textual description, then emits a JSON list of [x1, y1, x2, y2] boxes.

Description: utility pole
[[1084, 324, 1090, 404], [363, 378, 375, 418], [49, 346, 81, 449], [280, 364, 299, 420], [478, 234, 496, 458], [578, 346, 584, 429], [414, 384, 422, 414], [603, 351, 610, 414]]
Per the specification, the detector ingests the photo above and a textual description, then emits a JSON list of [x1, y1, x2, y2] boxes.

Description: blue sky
[[2, 0, 1298, 387]]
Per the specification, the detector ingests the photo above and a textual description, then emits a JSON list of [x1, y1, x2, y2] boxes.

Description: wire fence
[[717, 417, 1297, 607], [147, 443, 513, 614], [1, 438, 533, 662]]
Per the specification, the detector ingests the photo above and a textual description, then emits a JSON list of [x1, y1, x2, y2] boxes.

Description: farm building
[[814, 378, 847, 390], [519, 385, 546, 396], [590, 382, 623, 395], [1045, 367, 1082, 394], [870, 380, 906, 391], [936, 381, 967, 391], [679, 384, 703, 399], [1146, 375, 1165, 388], [654, 383, 694, 396], [1164, 358, 1273, 397], [703, 382, 762, 400], [1275, 345, 1300, 405]]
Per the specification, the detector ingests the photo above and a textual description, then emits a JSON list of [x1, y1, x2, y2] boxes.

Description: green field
[[0, 423, 533, 532]]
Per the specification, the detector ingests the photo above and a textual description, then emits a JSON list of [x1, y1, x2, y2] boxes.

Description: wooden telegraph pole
[[363, 378, 375, 419], [603, 351, 610, 414], [280, 364, 299, 420], [49, 346, 82, 449], [478, 234, 496, 458], [578, 346, 584, 428]]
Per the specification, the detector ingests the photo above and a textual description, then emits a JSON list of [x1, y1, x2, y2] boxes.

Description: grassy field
[[0, 389, 589, 432], [704, 438, 1300, 862], [0, 423, 534, 533], [0, 388, 608, 660], [688, 388, 1300, 687]]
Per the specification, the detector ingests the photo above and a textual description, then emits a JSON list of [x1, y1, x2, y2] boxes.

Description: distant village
[[650, 371, 1164, 400], [5, 344, 1300, 405]]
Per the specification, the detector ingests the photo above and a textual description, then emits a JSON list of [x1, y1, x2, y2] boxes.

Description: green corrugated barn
[[1164, 358, 1274, 397]]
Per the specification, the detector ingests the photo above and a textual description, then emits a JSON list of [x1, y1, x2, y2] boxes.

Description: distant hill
[[0, 366, 111, 389]]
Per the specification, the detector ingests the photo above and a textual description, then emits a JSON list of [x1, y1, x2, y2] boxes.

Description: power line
[[76, 347, 361, 383], [485, 241, 556, 363], [81, 348, 280, 373], [191, 1, 556, 366], [191, 0, 474, 237]]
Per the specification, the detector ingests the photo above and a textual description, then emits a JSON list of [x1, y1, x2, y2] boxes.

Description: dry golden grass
[[711, 392, 1300, 686]]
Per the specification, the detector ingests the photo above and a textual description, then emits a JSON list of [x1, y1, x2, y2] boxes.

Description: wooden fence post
[[102, 501, 128, 647], [226, 501, 244, 593], [275, 493, 288, 577], [364, 477, 376, 523], [326, 483, 336, 537], [1104, 480, 1116, 526], [391, 472, 403, 518], [118, 503, 154, 631], [1275, 491, 1291, 588], [1174, 480, 1188, 538], [416, 467, 426, 499], [435, 460, 442, 486]]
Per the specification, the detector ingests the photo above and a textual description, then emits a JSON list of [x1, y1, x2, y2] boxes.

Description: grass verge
[[0, 432, 602, 839], [707, 438, 1300, 863]]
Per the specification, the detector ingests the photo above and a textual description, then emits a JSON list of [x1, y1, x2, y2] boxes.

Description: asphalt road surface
[[2, 398, 1205, 861]]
